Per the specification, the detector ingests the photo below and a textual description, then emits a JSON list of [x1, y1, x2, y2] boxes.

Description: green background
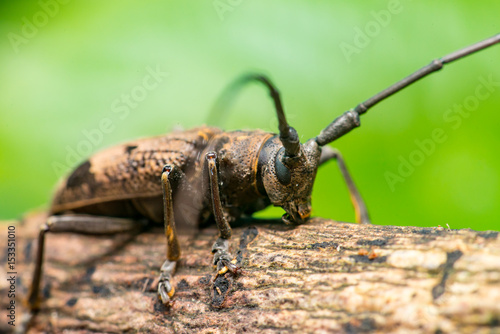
[[1, 1, 499, 231]]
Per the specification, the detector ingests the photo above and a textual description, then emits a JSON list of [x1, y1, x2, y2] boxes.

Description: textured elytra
[[52, 127, 222, 215]]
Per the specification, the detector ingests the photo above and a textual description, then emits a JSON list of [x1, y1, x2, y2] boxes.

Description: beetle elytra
[[27, 34, 499, 311]]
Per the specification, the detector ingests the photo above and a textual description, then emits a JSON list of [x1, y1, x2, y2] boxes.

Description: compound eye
[[275, 148, 291, 185]]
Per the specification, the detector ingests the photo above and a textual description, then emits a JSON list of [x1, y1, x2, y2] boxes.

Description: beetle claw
[[158, 280, 175, 305], [157, 260, 176, 305], [215, 258, 240, 278], [211, 258, 239, 308]]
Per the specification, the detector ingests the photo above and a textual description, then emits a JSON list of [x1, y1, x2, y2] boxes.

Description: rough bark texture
[[1, 212, 499, 334]]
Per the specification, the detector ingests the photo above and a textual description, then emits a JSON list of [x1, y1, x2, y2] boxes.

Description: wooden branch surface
[[1, 212, 499, 334]]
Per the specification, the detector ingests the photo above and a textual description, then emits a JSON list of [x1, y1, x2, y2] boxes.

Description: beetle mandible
[[27, 34, 500, 310]]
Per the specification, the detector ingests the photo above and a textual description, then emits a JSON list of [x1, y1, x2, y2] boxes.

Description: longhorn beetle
[[27, 34, 499, 310]]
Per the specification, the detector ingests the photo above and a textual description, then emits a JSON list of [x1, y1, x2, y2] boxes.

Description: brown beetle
[[27, 34, 499, 310]]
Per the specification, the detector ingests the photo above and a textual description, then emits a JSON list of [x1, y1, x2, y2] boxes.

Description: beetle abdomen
[[50, 127, 222, 217]]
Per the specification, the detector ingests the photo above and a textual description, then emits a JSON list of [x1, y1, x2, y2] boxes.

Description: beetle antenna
[[315, 33, 500, 147], [208, 73, 300, 157]]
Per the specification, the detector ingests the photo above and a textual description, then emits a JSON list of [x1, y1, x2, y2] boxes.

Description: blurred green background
[[1, 1, 499, 231]]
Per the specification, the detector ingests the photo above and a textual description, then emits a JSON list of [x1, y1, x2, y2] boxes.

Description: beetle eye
[[275, 148, 291, 185]]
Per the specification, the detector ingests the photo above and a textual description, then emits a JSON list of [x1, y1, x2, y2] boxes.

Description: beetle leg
[[28, 214, 146, 311], [319, 146, 371, 224], [206, 152, 239, 276], [206, 151, 240, 307], [157, 165, 182, 305]]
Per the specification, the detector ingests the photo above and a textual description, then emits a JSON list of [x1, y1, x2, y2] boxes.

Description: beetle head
[[260, 138, 321, 224]]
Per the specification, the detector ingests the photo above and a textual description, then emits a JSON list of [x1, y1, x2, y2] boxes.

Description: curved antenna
[[208, 73, 300, 157], [315, 33, 500, 147]]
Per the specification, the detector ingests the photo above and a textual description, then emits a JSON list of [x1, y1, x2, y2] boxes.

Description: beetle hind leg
[[158, 165, 182, 305], [27, 214, 147, 311]]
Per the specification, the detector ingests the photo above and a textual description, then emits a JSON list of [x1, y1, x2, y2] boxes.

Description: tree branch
[[1, 212, 499, 333]]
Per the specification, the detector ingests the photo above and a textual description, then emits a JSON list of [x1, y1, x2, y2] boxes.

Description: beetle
[[27, 34, 499, 311]]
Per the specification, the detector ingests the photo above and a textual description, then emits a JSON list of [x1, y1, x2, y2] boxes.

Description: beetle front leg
[[319, 146, 371, 224], [206, 152, 240, 307], [206, 152, 240, 297], [157, 165, 182, 305]]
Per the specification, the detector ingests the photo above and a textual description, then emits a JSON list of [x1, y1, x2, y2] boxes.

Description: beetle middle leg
[[319, 146, 371, 224], [157, 165, 182, 305]]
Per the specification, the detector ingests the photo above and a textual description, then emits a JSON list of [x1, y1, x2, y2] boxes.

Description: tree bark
[[1, 212, 499, 334]]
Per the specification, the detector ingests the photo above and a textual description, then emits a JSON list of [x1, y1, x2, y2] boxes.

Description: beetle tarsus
[[212, 238, 240, 278], [157, 260, 177, 304], [211, 238, 239, 308]]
